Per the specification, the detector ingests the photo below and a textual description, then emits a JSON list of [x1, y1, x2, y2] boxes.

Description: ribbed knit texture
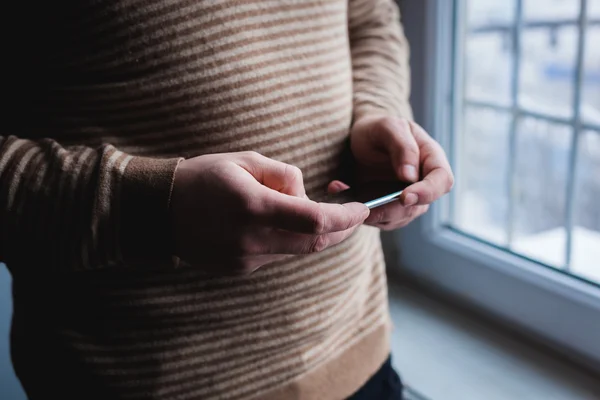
[[1, 1, 411, 399]]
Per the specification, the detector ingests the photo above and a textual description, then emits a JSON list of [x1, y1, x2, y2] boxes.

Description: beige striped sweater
[[1, 0, 411, 399]]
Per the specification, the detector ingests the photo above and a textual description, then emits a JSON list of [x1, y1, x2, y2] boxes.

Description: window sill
[[388, 280, 600, 400]]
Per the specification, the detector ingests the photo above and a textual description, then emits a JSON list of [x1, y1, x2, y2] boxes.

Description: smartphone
[[324, 180, 412, 209]]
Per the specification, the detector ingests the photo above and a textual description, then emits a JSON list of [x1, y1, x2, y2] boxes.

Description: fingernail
[[402, 165, 418, 182], [403, 193, 418, 206], [362, 207, 371, 219]]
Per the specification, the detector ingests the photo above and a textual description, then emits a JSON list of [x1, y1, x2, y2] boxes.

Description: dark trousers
[[346, 355, 404, 400]]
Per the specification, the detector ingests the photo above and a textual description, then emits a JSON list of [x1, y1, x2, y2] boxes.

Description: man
[[1, 0, 453, 399]]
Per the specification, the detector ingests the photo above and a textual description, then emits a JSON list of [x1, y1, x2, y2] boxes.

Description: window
[[396, 0, 600, 373], [451, 0, 600, 285]]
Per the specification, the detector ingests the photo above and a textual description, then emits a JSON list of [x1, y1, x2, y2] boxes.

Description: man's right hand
[[170, 151, 370, 275]]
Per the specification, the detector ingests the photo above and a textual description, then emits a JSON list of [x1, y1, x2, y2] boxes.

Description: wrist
[[352, 109, 392, 128]]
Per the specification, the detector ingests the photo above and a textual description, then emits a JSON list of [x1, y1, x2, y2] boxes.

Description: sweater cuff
[[118, 156, 183, 269]]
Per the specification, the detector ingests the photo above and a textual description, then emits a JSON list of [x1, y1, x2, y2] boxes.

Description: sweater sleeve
[[0, 135, 182, 274], [348, 0, 414, 122]]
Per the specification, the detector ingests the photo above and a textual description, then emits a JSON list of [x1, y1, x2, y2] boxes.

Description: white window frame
[[393, 0, 600, 373]]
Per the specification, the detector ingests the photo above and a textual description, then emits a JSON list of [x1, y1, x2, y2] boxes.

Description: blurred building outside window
[[451, 0, 600, 284]]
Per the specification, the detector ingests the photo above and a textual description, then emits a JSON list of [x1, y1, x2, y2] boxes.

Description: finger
[[410, 121, 453, 184], [258, 192, 369, 234], [364, 202, 405, 226], [399, 122, 454, 206], [237, 151, 306, 197], [260, 226, 361, 255], [366, 205, 429, 229], [373, 118, 420, 182], [233, 254, 293, 273], [327, 180, 350, 194], [401, 168, 453, 205], [197, 254, 293, 277], [364, 200, 423, 226]]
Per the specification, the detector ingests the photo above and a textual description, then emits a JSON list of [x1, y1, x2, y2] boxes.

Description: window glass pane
[[524, 0, 580, 21], [454, 0, 597, 276], [453, 107, 510, 245], [572, 131, 600, 283], [465, 32, 513, 106], [590, 0, 600, 18], [510, 118, 571, 268], [467, 0, 515, 26], [519, 26, 578, 119], [583, 26, 600, 125]]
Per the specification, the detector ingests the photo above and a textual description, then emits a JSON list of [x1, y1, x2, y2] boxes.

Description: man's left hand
[[328, 115, 454, 231]]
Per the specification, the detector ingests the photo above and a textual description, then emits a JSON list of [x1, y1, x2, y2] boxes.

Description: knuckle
[[398, 117, 411, 127], [284, 164, 304, 188], [346, 216, 357, 231], [243, 151, 261, 161], [416, 187, 432, 204], [289, 165, 303, 181], [397, 118, 412, 135], [310, 206, 327, 235], [309, 235, 329, 253], [423, 192, 434, 204], [375, 117, 394, 132], [409, 120, 426, 136], [382, 118, 417, 153], [378, 117, 402, 135]]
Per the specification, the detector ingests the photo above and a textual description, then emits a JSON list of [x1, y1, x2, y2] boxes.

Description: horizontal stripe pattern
[[3, 0, 410, 399]]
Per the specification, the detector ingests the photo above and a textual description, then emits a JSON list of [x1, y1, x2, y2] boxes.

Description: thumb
[[237, 152, 306, 197]]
